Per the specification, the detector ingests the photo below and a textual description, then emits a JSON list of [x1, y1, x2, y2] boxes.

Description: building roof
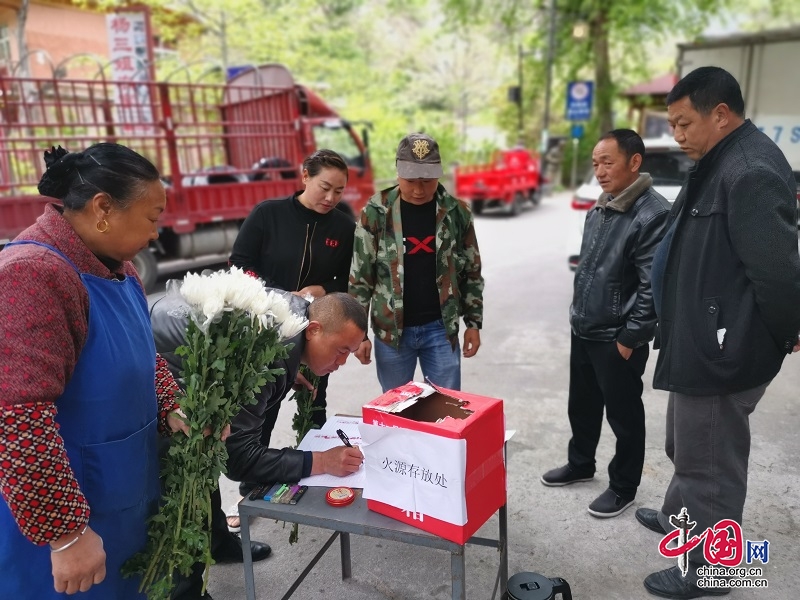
[[679, 25, 800, 50], [621, 73, 677, 97]]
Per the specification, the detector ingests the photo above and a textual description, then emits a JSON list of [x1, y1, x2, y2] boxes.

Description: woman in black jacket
[[227, 149, 355, 527], [230, 150, 355, 300]]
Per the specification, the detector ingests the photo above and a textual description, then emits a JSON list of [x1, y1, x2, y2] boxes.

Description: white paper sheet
[[297, 416, 367, 488], [360, 422, 467, 526]]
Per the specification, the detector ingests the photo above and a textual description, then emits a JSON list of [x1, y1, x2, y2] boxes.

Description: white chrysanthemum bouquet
[[124, 268, 307, 599]]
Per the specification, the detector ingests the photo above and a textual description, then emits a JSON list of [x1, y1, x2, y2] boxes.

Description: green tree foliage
[[102, 0, 798, 180], [727, 0, 800, 28], [443, 0, 727, 150], [118, 0, 510, 178]]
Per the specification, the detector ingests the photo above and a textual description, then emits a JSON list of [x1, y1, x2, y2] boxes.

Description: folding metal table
[[238, 487, 508, 600]]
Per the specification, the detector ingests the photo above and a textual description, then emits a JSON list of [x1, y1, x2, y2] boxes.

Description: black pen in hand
[[336, 429, 353, 448]]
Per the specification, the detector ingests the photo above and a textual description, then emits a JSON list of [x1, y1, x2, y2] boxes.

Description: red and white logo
[[657, 508, 770, 589]]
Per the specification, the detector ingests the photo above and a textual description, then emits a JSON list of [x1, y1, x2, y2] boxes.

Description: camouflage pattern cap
[[396, 133, 443, 179]]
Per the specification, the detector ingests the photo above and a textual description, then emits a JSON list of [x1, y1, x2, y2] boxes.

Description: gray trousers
[[656, 383, 769, 576]]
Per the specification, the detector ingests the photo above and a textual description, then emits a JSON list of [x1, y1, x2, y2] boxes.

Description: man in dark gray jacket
[[541, 129, 670, 519], [638, 67, 800, 600], [151, 289, 367, 485], [150, 288, 366, 599]]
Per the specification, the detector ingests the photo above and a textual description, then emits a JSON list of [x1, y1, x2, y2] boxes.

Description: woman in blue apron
[[0, 143, 188, 597]]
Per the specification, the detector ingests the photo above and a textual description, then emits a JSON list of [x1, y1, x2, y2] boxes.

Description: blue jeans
[[374, 319, 461, 392]]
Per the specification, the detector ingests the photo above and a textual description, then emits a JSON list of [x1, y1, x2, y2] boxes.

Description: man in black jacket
[[637, 67, 800, 600], [152, 289, 366, 483], [541, 129, 670, 519], [151, 289, 366, 599]]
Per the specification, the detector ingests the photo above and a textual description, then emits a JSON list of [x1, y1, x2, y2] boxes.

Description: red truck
[[0, 63, 374, 291], [453, 147, 542, 216]]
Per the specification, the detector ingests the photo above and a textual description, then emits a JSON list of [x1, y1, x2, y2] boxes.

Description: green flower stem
[[287, 365, 320, 545], [140, 534, 167, 592], [124, 307, 291, 599], [291, 365, 321, 446]]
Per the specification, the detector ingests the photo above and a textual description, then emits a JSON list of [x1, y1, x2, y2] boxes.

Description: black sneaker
[[540, 464, 594, 487], [587, 488, 634, 518]]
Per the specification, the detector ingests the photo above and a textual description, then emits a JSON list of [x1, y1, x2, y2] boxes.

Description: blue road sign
[[566, 81, 593, 121], [571, 124, 584, 139]]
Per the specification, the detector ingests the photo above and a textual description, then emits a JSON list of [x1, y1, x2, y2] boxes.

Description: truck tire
[[529, 187, 541, 206], [471, 201, 484, 216], [133, 249, 158, 293], [507, 192, 524, 217]]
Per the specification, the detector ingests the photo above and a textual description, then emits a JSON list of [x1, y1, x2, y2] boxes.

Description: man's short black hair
[[666, 66, 745, 117], [308, 292, 367, 333], [598, 129, 645, 163]]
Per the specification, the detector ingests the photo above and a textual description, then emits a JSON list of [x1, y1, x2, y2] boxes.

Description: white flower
[[178, 267, 308, 337], [180, 272, 225, 330], [278, 312, 309, 340], [223, 267, 271, 313], [248, 285, 279, 316], [264, 290, 292, 321]]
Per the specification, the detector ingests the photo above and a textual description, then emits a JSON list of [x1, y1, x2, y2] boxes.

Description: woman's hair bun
[[43, 145, 69, 170], [38, 145, 77, 199]]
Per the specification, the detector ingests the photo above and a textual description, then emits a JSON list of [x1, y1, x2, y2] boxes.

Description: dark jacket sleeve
[[230, 204, 280, 289], [223, 358, 306, 484], [223, 333, 306, 484], [728, 167, 800, 351], [150, 292, 308, 484], [150, 293, 192, 383], [617, 203, 670, 348]]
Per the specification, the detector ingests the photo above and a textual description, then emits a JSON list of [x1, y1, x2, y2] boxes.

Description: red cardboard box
[[360, 382, 505, 545]]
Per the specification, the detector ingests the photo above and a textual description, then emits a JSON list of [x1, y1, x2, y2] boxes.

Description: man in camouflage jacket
[[349, 133, 484, 392]]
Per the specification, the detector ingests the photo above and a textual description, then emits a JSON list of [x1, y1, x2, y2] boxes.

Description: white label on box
[[360, 423, 467, 526]]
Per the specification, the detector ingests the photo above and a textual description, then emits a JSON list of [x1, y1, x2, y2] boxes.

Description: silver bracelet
[[50, 524, 89, 553]]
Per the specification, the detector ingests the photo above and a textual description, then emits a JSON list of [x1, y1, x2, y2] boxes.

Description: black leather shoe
[[644, 567, 730, 599], [636, 507, 667, 535], [212, 534, 272, 564], [247, 540, 272, 562]]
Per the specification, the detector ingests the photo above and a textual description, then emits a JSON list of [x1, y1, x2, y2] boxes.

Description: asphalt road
[[152, 191, 800, 600]]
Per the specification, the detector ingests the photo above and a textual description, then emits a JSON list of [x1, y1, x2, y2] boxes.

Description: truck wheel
[[471, 201, 484, 216], [133, 249, 158, 293], [529, 188, 541, 206], [507, 192, 524, 217]]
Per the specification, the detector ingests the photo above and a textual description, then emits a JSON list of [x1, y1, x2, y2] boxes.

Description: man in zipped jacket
[[349, 133, 483, 393], [637, 67, 800, 600], [150, 288, 366, 599], [541, 129, 670, 520], [151, 289, 366, 487]]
